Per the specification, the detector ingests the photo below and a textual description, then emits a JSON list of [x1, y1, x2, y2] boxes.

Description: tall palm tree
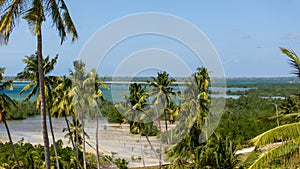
[[124, 83, 159, 167], [17, 54, 59, 105], [167, 67, 211, 167], [51, 76, 80, 168], [0, 1, 78, 168], [70, 60, 98, 169], [148, 71, 178, 144], [246, 48, 300, 169], [124, 83, 149, 134], [0, 67, 21, 169], [17, 53, 61, 168], [94, 74, 109, 169]]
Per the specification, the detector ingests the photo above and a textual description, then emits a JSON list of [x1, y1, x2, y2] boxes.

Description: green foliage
[[167, 67, 213, 166], [227, 83, 299, 98], [281, 47, 300, 77], [99, 100, 124, 123], [6, 101, 39, 120], [217, 95, 278, 146], [167, 136, 240, 169], [0, 140, 102, 168], [113, 158, 129, 169]]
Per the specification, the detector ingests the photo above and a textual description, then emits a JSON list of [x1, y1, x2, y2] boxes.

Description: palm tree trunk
[[145, 134, 156, 157], [155, 106, 162, 168], [139, 134, 146, 169], [64, 116, 79, 168], [161, 95, 169, 144], [3, 117, 21, 169], [163, 109, 169, 144], [48, 109, 60, 169], [81, 112, 87, 169], [95, 113, 100, 169], [37, 31, 51, 169], [74, 116, 80, 169]]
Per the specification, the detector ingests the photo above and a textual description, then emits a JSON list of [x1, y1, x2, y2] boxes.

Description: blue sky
[[1, 0, 300, 77]]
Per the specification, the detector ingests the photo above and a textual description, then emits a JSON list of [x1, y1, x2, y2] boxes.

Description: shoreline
[[0, 119, 165, 167]]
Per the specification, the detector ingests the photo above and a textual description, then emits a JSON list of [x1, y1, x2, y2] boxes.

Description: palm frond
[[59, 0, 78, 42], [0, 80, 13, 91], [0, 0, 25, 44], [248, 137, 300, 169], [19, 81, 37, 95], [280, 47, 300, 77], [23, 0, 45, 35], [23, 85, 38, 102], [250, 122, 300, 147]]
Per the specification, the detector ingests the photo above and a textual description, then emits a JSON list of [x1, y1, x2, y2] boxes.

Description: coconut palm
[[70, 60, 98, 169], [0, 1, 77, 167], [165, 100, 180, 124], [17, 53, 61, 168], [123, 83, 160, 167], [279, 96, 299, 115], [51, 76, 81, 168], [93, 74, 109, 169], [281, 47, 300, 77], [148, 71, 178, 144], [0, 67, 21, 169], [17, 53, 59, 105], [167, 67, 211, 167], [63, 118, 89, 149], [246, 48, 300, 169], [124, 83, 148, 134]]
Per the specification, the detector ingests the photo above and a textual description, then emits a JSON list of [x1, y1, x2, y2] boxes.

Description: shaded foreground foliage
[[0, 140, 119, 169]]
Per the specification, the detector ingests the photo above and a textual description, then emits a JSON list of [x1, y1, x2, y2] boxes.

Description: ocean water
[[6, 78, 297, 102], [2, 82, 186, 103], [1, 81, 252, 102]]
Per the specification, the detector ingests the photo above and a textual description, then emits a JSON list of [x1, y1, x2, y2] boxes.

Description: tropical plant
[[148, 71, 178, 144], [94, 74, 109, 169], [63, 118, 90, 148], [281, 47, 300, 77], [70, 60, 98, 169], [165, 100, 180, 124], [279, 96, 298, 115], [124, 83, 149, 134], [246, 48, 300, 168], [167, 67, 211, 167], [0, 67, 21, 169], [210, 137, 240, 169], [17, 53, 61, 168], [0, 1, 78, 167], [113, 158, 129, 169], [51, 76, 81, 167]]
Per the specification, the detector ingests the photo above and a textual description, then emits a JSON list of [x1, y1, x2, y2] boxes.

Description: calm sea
[[2, 79, 298, 102]]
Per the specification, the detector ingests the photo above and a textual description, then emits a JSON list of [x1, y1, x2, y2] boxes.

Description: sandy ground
[[0, 117, 169, 167]]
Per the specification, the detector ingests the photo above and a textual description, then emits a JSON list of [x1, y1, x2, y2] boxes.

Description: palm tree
[[167, 67, 211, 167], [148, 71, 178, 144], [51, 76, 80, 168], [17, 53, 61, 168], [165, 101, 180, 124], [246, 48, 300, 169], [124, 83, 149, 134], [63, 118, 90, 149], [70, 60, 98, 169], [0, 1, 77, 168], [94, 75, 109, 169], [124, 83, 159, 168], [281, 47, 300, 77], [0, 67, 21, 169]]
